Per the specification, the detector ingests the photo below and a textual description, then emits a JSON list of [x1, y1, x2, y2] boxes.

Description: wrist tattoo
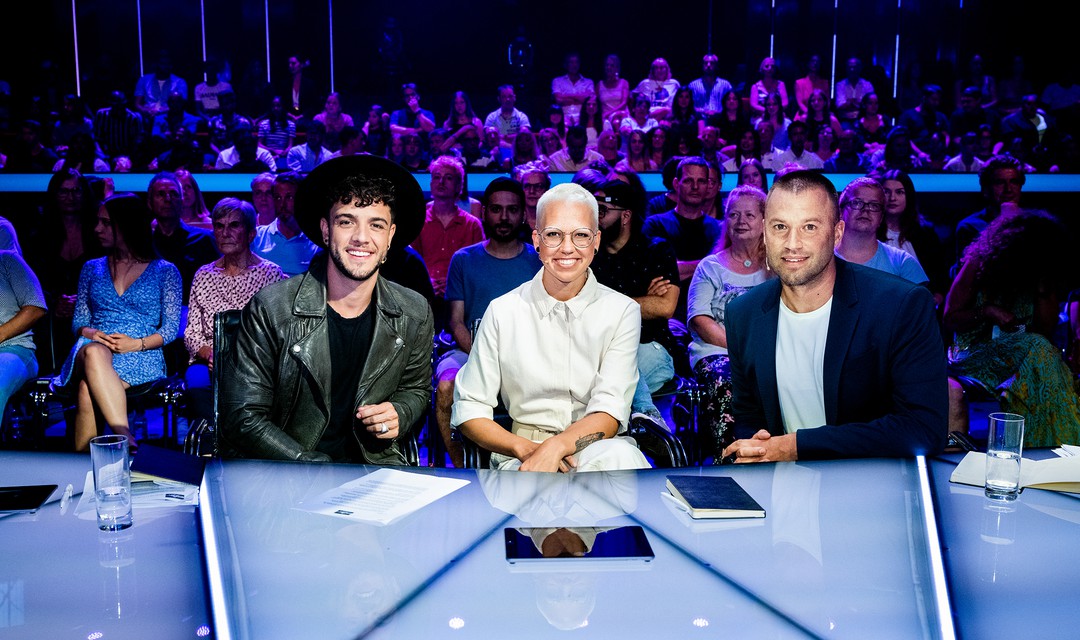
[[574, 432, 604, 453]]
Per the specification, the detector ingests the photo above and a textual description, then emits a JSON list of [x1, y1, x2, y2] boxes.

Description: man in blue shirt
[[251, 171, 321, 277]]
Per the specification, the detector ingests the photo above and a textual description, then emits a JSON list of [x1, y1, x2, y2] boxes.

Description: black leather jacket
[[219, 257, 434, 464]]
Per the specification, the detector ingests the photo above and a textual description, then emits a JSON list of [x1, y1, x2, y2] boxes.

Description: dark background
[[4, 0, 1068, 123]]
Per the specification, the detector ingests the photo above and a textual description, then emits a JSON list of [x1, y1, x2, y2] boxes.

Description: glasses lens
[[539, 228, 595, 248]]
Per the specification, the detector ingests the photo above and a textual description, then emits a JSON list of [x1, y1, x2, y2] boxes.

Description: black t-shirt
[[641, 211, 723, 266], [591, 235, 679, 348], [317, 300, 376, 462]]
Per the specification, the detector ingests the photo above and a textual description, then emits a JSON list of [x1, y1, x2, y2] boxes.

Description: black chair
[[184, 309, 241, 456]]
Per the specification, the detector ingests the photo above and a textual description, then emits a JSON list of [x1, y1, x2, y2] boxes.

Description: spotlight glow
[[693, 618, 710, 628]]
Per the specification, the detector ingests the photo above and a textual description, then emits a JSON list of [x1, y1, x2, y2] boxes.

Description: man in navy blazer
[[722, 170, 948, 462]]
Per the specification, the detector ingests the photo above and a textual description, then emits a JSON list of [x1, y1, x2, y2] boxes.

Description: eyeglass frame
[[843, 198, 884, 213], [536, 226, 597, 249]]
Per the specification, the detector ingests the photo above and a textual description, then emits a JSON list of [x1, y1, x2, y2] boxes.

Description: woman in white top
[[687, 185, 772, 459], [748, 57, 789, 118], [597, 54, 630, 125], [453, 183, 650, 472], [634, 58, 680, 120]]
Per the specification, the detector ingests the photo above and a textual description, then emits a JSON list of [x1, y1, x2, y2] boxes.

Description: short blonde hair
[[535, 182, 598, 230]]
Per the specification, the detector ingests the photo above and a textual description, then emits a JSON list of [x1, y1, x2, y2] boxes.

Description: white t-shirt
[[775, 296, 832, 433]]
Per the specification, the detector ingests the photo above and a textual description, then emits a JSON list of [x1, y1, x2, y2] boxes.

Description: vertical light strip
[[200, 0, 208, 83], [916, 456, 958, 639], [71, 0, 81, 96], [264, 0, 271, 84], [830, 0, 838, 100], [136, 0, 145, 76], [769, 0, 776, 58], [893, 0, 901, 99], [706, 0, 713, 54], [327, 0, 335, 93]]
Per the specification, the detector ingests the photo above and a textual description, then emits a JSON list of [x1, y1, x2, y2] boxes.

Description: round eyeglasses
[[538, 227, 596, 249]]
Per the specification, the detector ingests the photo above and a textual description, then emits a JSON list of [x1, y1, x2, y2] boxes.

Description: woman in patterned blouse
[[183, 198, 285, 424]]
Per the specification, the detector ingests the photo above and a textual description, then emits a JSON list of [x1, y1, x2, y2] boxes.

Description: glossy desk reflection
[[200, 458, 951, 639], [930, 453, 1080, 640], [0, 451, 212, 640]]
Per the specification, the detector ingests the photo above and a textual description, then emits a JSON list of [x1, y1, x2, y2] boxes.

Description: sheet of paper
[[1053, 444, 1080, 458], [949, 452, 1080, 493], [74, 470, 198, 518], [298, 468, 470, 525]]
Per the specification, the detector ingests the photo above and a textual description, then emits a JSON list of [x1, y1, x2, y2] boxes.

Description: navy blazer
[[725, 258, 948, 459]]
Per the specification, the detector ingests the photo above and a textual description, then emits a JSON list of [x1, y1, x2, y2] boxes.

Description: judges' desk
[[930, 453, 1080, 640], [199, 457, 954, 639], [0, 451, 212, 639]]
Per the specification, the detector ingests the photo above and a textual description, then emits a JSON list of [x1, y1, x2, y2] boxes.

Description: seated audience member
[[56, 194, 183, 451], [954, 154, 1025, 259], [945, 209, 1080, 448], [411, 156, 484, 298], [897, 85, 951, 154], [219, 155, 434, 463], [0, 213, 20, 255], [515, 164, 551, 230], [868, 126, 925, 174], [635, 57, 680, 120], [398, 133, 430, 172], [147, 172, 220, 304], [642, 157, 724, 320], [796, 89, 842, 142], [257, 96, 297, 170], [485, 84, 531, 141], [206, 88, 252, 156], [215, 123, 276, 173], [0, 251, 47, 420], [643, 158, 679, 217], [53, 131, 110, 174], [389, 83, 436, 137], [537, 127, 564, 158], [709, 89, 751, 150], [176, 169, 212, 229], [552, 52, 595, 126], [547, 126, 605, 172], [150, 91, 204, 146], [748, 57, 788, 118], [943, 132, 987, 173], [94, 90, 145, 163], [1000, 94, 1056, 148], [794, 54, 829, 116], [619, 93, 659, 137], [823, 129, 871, 173], [856, 92, 892, 152], [615, 129, 657, 173], [834, 177, 928, 284], [443, 90, 484, 136], [722, 128, 762, 172], [736, 158, 768, 191], [250, 172, 276, 226], [337, 125, 366, 157], [287, 119, 338, 172], [877, 170, 949, 302], [687, 185, 772, 457], [766, 120, 823, 170], [598, 53, 631, 124], [753, 92, 791, 152], [510, 127, 542, 169], [30, 170, 102, 371], [453, 183, 651, 472], [688, 53, 733, 118], [5, 120, 59, 172], [434, 178, 542, 467], [362, 104, 391, 157], [193, 60, 231, 119], [313, 91, 354, 152], [148, 126, 209, 173], [579, 95, 610, 146], [834, 57, 874, 125], [722, 170, 947, 463], [591, 180, 679, 431], [949, 86, 992, 142], [184, 198, 285, 424], [252, 171, 321, 277], [811, 123, 837, 165], [647, 124, 674, 169], [595, 129, 624, 167]]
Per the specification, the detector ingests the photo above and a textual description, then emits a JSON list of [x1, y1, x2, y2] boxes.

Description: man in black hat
[[590, 180, 680, 433], [219, 155, 434, 464]]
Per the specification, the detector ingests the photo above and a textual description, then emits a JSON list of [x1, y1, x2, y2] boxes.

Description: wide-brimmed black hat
[[294, 154, 426, 248]]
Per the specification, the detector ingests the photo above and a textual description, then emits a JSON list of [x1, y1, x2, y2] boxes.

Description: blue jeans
[[632, 342, 675, 415], [0, 345, 39, 420]]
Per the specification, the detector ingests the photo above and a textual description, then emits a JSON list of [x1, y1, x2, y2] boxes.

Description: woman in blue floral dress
[[56, 193, 182, 451]]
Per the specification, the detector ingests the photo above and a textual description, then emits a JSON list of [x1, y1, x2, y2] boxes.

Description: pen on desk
[[60, 483, 74, 515]]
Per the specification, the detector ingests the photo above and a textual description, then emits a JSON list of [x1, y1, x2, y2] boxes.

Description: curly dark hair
[[324, 175, 398, 224], [964, 208, 1072, 302]]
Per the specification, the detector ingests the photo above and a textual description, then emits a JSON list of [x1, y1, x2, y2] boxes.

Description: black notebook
[[665, 475, 766, 519]]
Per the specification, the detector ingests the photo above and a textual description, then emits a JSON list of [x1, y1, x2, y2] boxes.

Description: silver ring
[[379, 422, 388, 434]]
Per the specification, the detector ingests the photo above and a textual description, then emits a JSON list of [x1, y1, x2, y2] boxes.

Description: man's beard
[[329, 243, 383, 282]]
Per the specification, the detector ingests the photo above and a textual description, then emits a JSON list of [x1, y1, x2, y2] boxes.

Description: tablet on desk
[[504, 525, 655, 568], [0, 485, 58, 513]]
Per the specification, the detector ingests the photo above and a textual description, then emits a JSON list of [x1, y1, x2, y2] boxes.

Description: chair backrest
[[212, 309, 244, 430]]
